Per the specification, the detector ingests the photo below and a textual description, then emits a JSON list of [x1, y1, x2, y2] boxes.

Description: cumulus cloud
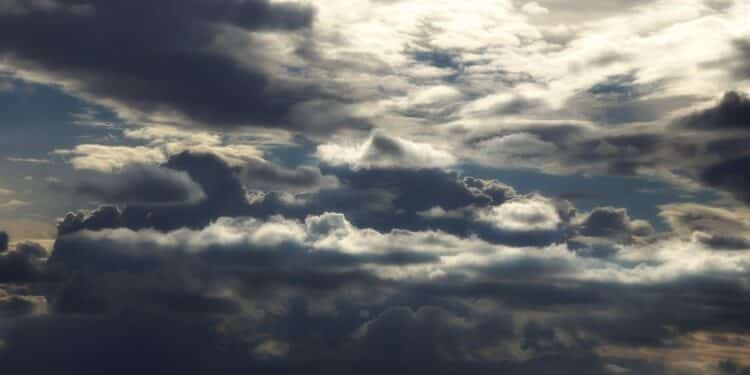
[[521, 2, 549, 15], [479, 196, 562, 232], [317, 131, 457, 169], [58, 152, 250, 233], [1, 194, 749, 374]]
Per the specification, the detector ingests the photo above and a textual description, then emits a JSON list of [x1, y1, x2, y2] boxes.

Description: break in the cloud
[[2, 1, 750, 374]]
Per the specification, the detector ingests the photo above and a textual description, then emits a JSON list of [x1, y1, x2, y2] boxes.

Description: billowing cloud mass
[[317, 131, 457, 169], [2, 0, 750, 374]]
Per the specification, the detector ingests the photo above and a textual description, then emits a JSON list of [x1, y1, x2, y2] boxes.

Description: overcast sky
[[1, 0, 750, 374]]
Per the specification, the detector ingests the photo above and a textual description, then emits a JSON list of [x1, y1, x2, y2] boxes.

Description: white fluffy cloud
[[316, 130, 457, 169], [478, 196, 562, 232]]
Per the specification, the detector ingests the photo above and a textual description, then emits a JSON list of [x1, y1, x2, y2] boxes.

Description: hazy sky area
[[1, 0, 750, 374]]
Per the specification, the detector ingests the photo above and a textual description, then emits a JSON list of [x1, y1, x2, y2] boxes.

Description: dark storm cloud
[[0, 0, 362, 131], [701, 156, 750, 204], [74, 165, 206, 206], [14, 241, 48, 258], [679, 91, 750, 130], [0, 230, 8, 252], [0, 250, 47, 283], [0, 294, 42, 318]]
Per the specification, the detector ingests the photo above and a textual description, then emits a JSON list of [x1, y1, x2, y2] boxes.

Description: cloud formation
[[2, 1, 750, 374], [0, 0, 359, 131], [317, 131, 457, 170], [73, 165, 206, 206]]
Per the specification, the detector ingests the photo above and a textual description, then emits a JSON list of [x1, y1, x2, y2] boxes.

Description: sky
[[1, 0, 750, 373]]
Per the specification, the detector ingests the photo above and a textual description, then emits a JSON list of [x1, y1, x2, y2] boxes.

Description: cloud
[[679, 91, 750, 130], [74, 165, 206, 206], [0, 199, 30, 211], [577, 207, 655, 242], [5, 157, 50, 164], [5, 2, 750, 372], [0, 230, 8, 252], [660, 203, 750, 250], [472, 132, 558, 167], [479, 196, 562, 232], [317, 131, 457, 170], [55, 145, 168, 172], [0, 0, 94, 15], [241, 160, 339, 193], [58, 152, 250, 233], [0, 248, 47, 283], [14, 241, 48, 258], [729, 38, 750, 80], [521, 2, 549, 15], [701, 156, 750, 205], [563, 72, 699, 125], [1, 197, 749, 373], [0, 0, 364, 132]]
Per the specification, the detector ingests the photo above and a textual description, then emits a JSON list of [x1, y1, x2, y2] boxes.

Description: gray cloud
[[578, 207, 654, 241], [3, 2, 750, 372], [731, 39, 750, 79], [564, 72, 699, 125], [74, 165, 206, 206], [678, 91, 750, 130], [701, 156, 750, 205], [660, 203, 750, 249], [0, 230, 8, 252], [241, 160, 338, 193], [0, 0, 366, 132]]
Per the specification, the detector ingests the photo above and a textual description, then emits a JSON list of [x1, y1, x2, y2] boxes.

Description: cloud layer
[[2, 1, 750, 374]]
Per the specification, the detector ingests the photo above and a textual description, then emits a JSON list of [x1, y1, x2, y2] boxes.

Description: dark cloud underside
[[0, 0, 354, 131]]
